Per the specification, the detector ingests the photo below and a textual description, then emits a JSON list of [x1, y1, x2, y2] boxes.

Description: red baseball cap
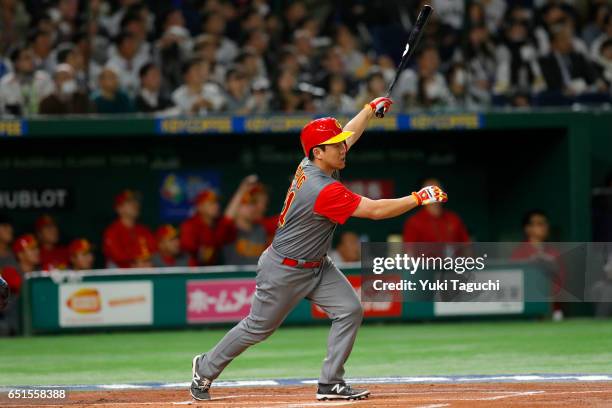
[[13, 234, 38, 254], [35, 215, 56, 231], [114, 190, 139, 208], [156, 224, 178, 241], [69, 238, 91, 256], [300, 117, 354, 156], [241, 183, 266, 204], [193, 189, 218, 206]]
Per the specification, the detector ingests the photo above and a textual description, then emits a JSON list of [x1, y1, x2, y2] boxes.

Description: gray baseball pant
[[196, 246, 363, 384]]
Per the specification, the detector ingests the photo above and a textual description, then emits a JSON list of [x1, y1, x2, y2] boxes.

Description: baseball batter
[[190, 97, 448, 401]]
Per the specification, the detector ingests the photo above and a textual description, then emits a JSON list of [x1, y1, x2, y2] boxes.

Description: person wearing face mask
[[39, 63, 93, 115], [0, 46, 53, 116]]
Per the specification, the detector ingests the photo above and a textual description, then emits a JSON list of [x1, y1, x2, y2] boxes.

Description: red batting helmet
[[300, 117, 354, 156]]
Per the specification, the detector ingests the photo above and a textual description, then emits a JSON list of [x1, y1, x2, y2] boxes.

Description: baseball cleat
[[190, 354, 212, 401], [316, 383, 370, 400]]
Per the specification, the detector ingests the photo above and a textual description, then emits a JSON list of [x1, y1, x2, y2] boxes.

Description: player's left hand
[[412, 185, 448, 206], [368, 97, 393, 116]]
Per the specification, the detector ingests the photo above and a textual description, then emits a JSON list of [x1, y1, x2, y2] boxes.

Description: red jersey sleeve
[[313, 182, 362, 225]]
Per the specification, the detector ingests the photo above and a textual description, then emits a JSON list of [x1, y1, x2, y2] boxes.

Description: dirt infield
[[4, 382, 611, 408]]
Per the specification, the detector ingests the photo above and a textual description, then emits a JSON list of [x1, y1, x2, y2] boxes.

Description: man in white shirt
[[0, 47, 53, 116], [171, 59, 225, 115], [106, 31, 150, 98]]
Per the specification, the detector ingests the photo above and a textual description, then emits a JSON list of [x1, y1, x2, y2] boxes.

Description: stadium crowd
[[1, 0, 612, 116]]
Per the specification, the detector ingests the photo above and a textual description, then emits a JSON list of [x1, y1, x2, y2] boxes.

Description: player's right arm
[[352, 186, 447, 220]]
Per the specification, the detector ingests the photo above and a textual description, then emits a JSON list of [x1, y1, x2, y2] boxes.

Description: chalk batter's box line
[[1, 373, 611, 393]]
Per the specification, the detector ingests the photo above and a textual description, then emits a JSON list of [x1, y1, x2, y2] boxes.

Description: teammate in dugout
[[189, 97, 448, 401]]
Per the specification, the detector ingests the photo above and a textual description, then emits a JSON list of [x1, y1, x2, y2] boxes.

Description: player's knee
[[346, 300, 364, 322]]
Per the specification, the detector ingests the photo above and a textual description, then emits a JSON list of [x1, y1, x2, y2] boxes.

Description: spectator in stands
[[447, 62, 470, 106], [0, 0, 30, 55], [0, 47, 54, 116], [50, 0, 80, 44], [242, 29, 270, 83], [102, 0, 142, 38], [0, 214, 16, 269], [292, 29, 317, 76], [535, 4, 587, 58], [595, 39, 612, 94], [271, 68, 300, 112], [135, 63, 173, 113], [392, 45, 454, 109], [223, 190, 268, 265], [511, 210, 565, 320], [591, 13, 612, 69], [321, 74, 356, 114], [106, 31, 150, 98], [55, 44, 88, 93], [335, 25, 369, 80], [103, 190, 156, 268], [157, 9, 192, 93], [245, 77, 271, 114], [180, 176, 258, 266], [223, 67, 251, 114], [329, 231, 361, 264], [539, 23, 604, 96], [403, 178, 470, 243], [462, 23, 496, 107], [91, 65, 135, 114], [118, 4, 153, 63], [151, 225, 190, 267], [583, 4, 610, 47], [356, 68, 387, 111], [68, 238, 94, 270], [193, 34, 225, 85], [40, 64, 93, 115], [172, 58, 225, 115], [35, 215, 69, 270], [494, 6, 545, 97], [236, 51, 267, 88], [201, 11, 239, 64], [29, 29, 55, 73]]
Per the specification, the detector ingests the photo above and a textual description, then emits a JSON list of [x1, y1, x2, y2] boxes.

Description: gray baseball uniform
[[196, 157, 363, 385]]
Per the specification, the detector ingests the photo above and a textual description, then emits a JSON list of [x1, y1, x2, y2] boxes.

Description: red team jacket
[[40, 246, 70, 270], [403, 208, 470, 243], [103, 220, 156, 268], [180, 215, 237, 265]]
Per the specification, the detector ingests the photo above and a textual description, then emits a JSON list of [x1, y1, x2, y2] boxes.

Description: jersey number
[[278, 191, 296, 227]]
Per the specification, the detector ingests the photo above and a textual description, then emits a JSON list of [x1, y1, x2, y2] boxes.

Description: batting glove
[[412, 186, 448, 206], [367, 97, 393, 115]]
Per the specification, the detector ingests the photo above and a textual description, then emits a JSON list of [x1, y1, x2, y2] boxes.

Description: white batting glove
[[412, 186, 448, 206]]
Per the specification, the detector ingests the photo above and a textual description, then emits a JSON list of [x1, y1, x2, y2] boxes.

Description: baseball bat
[[375, 4, 434, 118]]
